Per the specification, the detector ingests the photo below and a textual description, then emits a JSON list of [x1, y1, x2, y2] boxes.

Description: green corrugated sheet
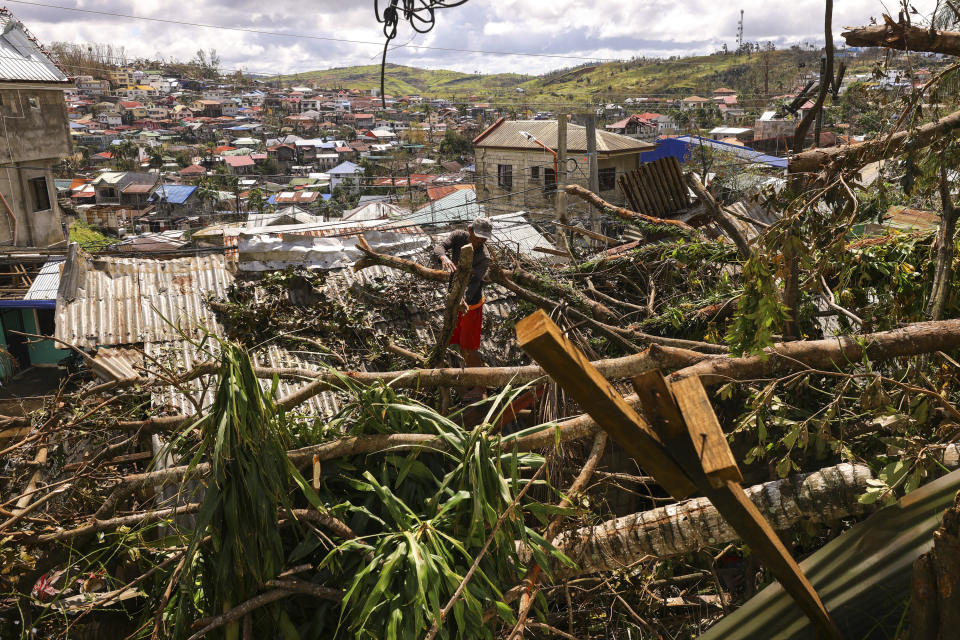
[[699, 468, 960, 640]]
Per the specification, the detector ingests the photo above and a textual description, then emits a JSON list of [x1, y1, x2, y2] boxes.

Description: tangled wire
[[374, 0, 471, 106]]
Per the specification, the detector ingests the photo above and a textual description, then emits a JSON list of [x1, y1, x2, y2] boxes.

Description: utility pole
[[814, 55, 826, 148], [556, 110, 568, 225], [586, 111, 599, 234]]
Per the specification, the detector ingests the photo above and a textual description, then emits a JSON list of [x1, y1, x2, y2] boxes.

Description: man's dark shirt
[[433, 229, 490, 306]]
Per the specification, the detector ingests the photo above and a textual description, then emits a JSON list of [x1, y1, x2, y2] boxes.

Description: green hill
[[280, 50, 883, 105], [279, 63, 531, 97]]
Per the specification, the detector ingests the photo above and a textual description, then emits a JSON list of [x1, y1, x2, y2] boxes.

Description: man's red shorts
[[450, 299, 483, 351]]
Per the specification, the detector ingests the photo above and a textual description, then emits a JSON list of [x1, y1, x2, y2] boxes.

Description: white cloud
[[6, 0, 942, 78]]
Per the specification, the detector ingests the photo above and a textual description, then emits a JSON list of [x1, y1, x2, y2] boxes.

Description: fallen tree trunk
[[843, 19, 960, 56], [107, 347, 704, 435], [789, 107, 960, 175], [564, 184, 696, 234], [552, 463, 873, 576], [671, 318, 960, 385]]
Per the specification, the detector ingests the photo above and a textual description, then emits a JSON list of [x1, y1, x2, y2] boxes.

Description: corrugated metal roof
[[224, 155, 255, 167], [149, 185, 197, 205], [489, 212, 563, 263], [24, 257, 64, 301], [0, 11, 69, 83], [54, 248, 234, 348], [274, 191, 319, 204], [474, 120, 655, 154], [237, 226, 429, 272], [328, 161, 362, 175], [405, 189, 484, 226], [147, 341, 343, 418], [122, 183, 155, 194], [342, 202, 410, 221], [91, 347, 143, 383], [92, 172, 126, 185]]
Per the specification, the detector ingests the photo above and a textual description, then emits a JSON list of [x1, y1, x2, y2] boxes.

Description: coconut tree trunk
[[552, 463, 873, 577], [910, 490, 960, 640]]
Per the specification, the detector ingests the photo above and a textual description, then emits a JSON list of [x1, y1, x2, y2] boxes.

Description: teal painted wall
[[23, 309, 68, 366], [0, 314, 12, 379]]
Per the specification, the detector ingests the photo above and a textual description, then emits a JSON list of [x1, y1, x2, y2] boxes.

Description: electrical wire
[[7, 0, 617, 66], [374, 0, 470, 108]]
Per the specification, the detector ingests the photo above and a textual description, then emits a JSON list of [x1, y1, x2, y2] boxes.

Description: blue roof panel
[[149, 184, 198, 205], [642, 136, 787, 169]]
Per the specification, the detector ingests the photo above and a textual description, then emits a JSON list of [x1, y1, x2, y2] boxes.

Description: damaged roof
[[0, 10, 69, 84], [54, 245, 234, 348]]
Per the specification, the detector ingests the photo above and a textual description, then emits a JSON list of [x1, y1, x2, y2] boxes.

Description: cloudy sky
[[5, 0, 942, 77]]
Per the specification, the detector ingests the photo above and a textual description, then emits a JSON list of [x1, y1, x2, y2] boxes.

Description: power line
[[8, 0, 618, 63]]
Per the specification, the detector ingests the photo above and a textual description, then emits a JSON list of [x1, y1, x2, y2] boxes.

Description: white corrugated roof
[[24, 257, 64, 300], [0, 11, 68, 83]]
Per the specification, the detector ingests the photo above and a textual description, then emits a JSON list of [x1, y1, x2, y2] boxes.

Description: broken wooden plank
[[670, 375, 742, 487], [704, 480, 843, 640], [515, 309, 695, 499], [632, 370, 841, 640]]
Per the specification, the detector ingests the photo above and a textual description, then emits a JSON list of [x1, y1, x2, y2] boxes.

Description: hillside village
[[4, 2, 960, 639]]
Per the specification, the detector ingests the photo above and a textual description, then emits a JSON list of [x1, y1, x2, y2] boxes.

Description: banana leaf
[[699, 468, 960, 640]]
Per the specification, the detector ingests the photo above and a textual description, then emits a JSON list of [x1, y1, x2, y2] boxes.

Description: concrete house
[[0, 9, 74, 248], [680, 95, 712, 111], [473, 119, 655, 210], [91, 172, 157, 207], [328, 161, 364, 194]]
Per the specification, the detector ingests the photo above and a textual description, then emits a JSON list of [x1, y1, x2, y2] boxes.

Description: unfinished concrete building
[[0, 9, 72, 248]]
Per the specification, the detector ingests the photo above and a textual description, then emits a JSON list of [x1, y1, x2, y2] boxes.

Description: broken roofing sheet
[[54, 246, 233, 348]]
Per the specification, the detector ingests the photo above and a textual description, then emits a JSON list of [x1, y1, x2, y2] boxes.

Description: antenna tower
[[737, 10, 744, 51]]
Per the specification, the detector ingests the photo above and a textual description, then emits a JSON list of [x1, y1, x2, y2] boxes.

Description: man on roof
[[433, 216, 492, 398]]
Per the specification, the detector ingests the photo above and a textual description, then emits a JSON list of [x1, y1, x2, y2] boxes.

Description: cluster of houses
[[0, 8, 941, 386]]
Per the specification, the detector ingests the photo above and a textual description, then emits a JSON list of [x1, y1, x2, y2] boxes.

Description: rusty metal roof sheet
[[474, 119, 655, 154], [91, 347, 143, 383], [54, 246, 234, 348], [146, 341, 343, 418]]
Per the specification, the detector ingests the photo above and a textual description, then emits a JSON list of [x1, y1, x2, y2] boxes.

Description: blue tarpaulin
[[641, 136, 787, 169]]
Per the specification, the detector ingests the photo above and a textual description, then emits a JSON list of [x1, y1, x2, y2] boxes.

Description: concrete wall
[[475, 147, 638, 214], [0, 86, 71, 248], [0, 87, 72, 163]]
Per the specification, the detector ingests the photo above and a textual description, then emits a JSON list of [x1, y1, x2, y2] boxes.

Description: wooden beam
[[704, 480, 842, 640], [670, 375, 742, 487], [631, 370, 687, 440], [532, 245, 573, 258], [634, 370, 841, 640], [515, 309, 696, 499]]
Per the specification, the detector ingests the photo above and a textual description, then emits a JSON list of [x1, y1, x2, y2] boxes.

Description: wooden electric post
[[586, 112, 600, 236], [556, 111, 568, 225]]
